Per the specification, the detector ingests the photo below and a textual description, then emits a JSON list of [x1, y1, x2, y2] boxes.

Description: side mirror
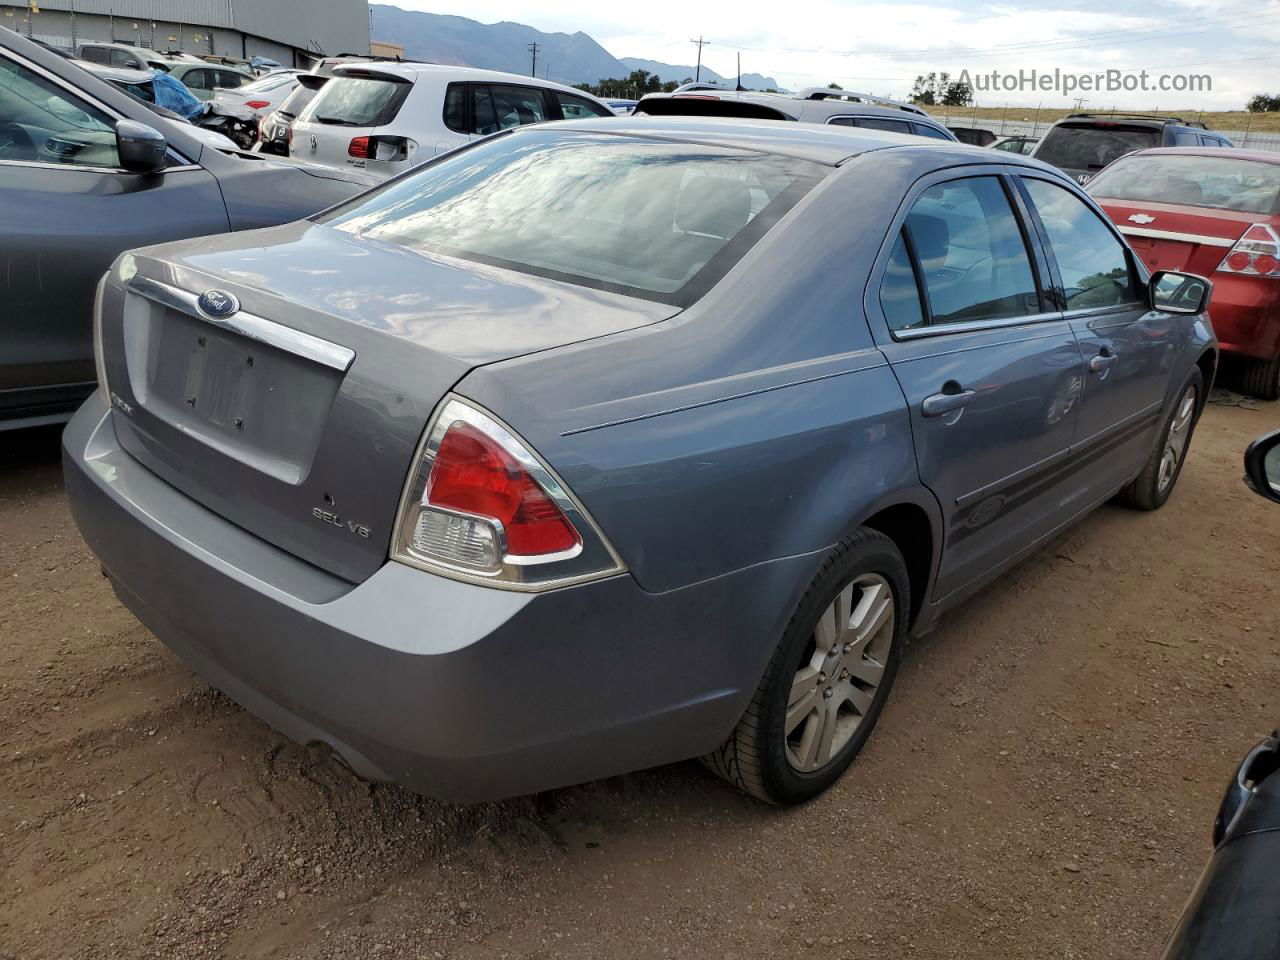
[[1244, 428, 1280, 504], [116, 119, 168, 174], [1150, 270, 1211, 315]]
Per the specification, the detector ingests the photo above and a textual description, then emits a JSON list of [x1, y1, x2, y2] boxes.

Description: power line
[[690, 36, 709, 82], [527, 41, 539, 78]]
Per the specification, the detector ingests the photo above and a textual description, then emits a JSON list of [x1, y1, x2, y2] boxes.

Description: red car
[[1087, 148, 1280, 397]]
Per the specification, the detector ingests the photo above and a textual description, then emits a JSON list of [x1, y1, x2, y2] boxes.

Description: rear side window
[[886, 176, 1040, 328], [443, 82, 466, 133], [1036, 123, 1160, 172], [322, 130, 825, 305], [79, 46, 109, 65], [634, 97, 789, 121], [109, 49, 141, 69], [556, 91, 612, 120], [480, 84, 548, 133], [307, 74, 410, 127], [913, 123, 952, 141], [217, 70, 247, 89], [1023, 178, 1138, 309], [847, 116, 913, 135], [880, 234, 926, 331], [181, 68, 215, 92]]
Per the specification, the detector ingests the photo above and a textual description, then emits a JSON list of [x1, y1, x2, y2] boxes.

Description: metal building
[[0, 0, 371, 66]]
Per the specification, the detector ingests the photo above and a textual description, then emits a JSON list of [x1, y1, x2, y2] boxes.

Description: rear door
[[0, 47, 227, 421], [1017, 173, 1175, 492], [865, 168, 1087, 601]]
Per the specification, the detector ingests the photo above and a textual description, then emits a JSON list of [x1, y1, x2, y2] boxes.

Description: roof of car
[[1122, 146, 1280, 165], [517, 115, 1025, 166], [73, 59, 153, 83], [637, 89, 945, 127], [331, 61, 607, 100]]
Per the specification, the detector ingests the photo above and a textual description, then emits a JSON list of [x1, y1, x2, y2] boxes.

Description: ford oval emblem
[[196, 289, 239, 320]]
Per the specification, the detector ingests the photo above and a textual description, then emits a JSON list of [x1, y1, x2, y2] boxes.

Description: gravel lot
[[2, 399, 1279, 960]]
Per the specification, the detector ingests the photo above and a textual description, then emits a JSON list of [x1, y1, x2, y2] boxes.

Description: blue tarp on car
[[151, 69, 204, 120]]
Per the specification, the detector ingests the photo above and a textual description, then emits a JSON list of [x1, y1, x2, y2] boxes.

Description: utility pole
[[690, 36, 708, 82], [527, 41, 539, 78]]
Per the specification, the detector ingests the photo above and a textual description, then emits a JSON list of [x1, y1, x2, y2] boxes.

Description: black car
[[255, 73, 326, 156], [1033, 113, 1233, 184], [946, 125, 996, 147], [1161, 428, 1280, 959]]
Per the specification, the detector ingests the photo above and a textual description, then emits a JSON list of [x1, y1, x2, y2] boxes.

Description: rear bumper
[[1209, 274, 1280, 360], [63, 396, 801, 801]]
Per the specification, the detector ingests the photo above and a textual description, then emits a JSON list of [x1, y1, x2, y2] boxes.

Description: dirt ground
[[2, 399, 1279, 960]]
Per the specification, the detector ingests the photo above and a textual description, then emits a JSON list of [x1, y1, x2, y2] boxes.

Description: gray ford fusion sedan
[[64, 117, 1217, 804]]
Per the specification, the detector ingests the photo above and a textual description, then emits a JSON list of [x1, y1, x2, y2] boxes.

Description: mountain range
[[369, 5, 780, 91]]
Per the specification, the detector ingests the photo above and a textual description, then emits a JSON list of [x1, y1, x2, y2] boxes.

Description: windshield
[[321, 130, 825, 304], [1037, 124, 1160, 171], [304, 74, 408, 127], [1088, 154, 1280, 215]]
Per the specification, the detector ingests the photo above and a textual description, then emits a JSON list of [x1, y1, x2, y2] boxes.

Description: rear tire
[[1240, 354, 1280, 402], [1116, 368, 1203, 511], [703, 529, 909, 805]]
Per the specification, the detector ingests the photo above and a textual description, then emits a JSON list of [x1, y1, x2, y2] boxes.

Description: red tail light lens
[[245, 100, 271, 110], [1217, 223, 1280, 278], [348, 136, 371, 158], [427, 422, 580, 556], [392, 398, 624, 590]]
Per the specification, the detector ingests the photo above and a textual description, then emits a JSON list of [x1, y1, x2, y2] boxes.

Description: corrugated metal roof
[[2, 0, 368, 55]]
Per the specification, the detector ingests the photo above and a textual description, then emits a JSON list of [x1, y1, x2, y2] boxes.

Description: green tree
[[1247, 93, 1280, 112]]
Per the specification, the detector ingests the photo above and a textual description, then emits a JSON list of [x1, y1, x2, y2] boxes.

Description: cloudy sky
[[390, 0, 1280, 109]]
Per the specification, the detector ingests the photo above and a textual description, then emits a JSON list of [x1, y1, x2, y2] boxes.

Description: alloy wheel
[[785, 574, 895, 772], [1158, 384, 1199, 493]]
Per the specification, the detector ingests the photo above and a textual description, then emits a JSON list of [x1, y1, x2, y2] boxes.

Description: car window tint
[[0, 54, 121, 169], [903, 177, 1039, 326], [1024, 178, 1138, 310], [912, 123, 951, 140], [488, 85, 547, 130], [182, 68, 213, 91], [1086, 154, 1280, 215], [472, 86, 497, 134], [216, 70, 245, 88], [556, 92, 611, 119], [323, 130, 824, 305], [851, 117, 912, 134], [443, 82, 466, 133], [109, 50, 140, 69], [308, 75, 410, 126], [1035, 124, 1160, 172], [80, 47, 109, 65], [880, 232, 925, 331]]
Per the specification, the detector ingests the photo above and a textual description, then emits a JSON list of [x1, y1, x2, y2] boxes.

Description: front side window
[[109, 49, 141, 69], [556, 92, 612, 120], [1023, 178, 1137, 310], [216, 70, 247, 89], [913, 123, 952, 141], [321, 130, 824, 304], [182, 68, 213, 91], [892, 176, 1040, 327], [854, 116, 912, 135], [0, 54, 120, 168], [79, 47, 109, 65]]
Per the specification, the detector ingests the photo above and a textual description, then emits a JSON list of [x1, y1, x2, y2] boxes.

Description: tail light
[[245, 99, 271, 110], [1217, 224, 1280, 278], [392, 397, 624, 590], [348, 136, 371, 158], [348, 135, 412, 162]]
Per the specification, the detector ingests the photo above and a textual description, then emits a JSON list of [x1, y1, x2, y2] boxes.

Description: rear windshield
[[276, 82, 319, 119], [321, 130, 825, 305], [305, 74, 408, 127], [1087, 154, 1280, 215], [1036, 123, 1160, 172]]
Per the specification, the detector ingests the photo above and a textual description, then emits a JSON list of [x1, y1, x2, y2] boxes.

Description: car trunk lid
[[1097, 199, 1258, 275], [102, 221, 678, 583]]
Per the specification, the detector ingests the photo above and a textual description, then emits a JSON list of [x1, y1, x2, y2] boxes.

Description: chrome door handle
[[1090, 351, 1118, 372], [922, 388, 976, 417]]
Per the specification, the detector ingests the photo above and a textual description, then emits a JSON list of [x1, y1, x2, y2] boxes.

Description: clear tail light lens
[[1217, 224, 1280, 278], [392, 397, 624, 590]]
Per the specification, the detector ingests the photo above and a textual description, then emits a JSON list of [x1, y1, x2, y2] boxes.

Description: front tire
[[703, 529, 909, 804], [1117, 368, 1203, 511]]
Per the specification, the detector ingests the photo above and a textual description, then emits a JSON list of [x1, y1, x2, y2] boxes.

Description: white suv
[[290, 63, 615, 179]]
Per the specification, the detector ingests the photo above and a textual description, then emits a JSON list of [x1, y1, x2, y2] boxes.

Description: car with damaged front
[[65, 116, 1218, 805]]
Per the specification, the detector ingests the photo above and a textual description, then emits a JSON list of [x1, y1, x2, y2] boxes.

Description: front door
[[868, 171, 1087, 600], [0, 48, 227, 420], [1017, 175, 1177, 492]]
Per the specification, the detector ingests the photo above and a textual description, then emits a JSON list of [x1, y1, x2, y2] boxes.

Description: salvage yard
[[0, 398, 1276, 960]]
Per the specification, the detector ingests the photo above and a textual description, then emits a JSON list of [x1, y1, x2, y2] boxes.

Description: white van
[[289, 62, 614, 179]]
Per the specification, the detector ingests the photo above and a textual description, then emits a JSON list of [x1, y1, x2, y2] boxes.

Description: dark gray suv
[[0, 29, 374, 430], [1032, 112, 1233, 184]]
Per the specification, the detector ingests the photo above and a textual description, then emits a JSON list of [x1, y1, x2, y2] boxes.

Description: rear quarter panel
[[459, 153, 941, 598]]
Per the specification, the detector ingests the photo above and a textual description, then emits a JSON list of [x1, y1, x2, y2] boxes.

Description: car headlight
[[391, 396, 624, 591]]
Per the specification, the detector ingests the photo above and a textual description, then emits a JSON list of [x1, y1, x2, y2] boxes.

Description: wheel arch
[[851, 489, 943, 630]]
